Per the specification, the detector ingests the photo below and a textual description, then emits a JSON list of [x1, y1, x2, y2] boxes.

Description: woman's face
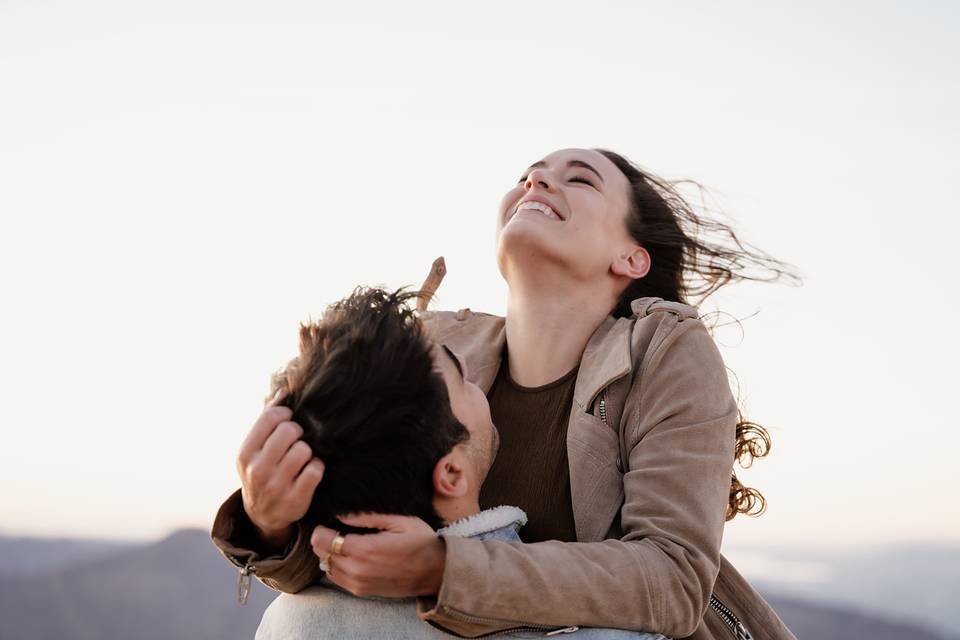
[[496, 148, 637, 283]]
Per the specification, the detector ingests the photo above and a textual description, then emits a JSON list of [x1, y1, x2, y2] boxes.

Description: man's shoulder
[[258, 583, 422, 639]]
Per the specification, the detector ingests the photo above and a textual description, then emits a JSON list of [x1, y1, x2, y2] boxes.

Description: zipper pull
[[545, 627, 580, 636], [735, 622, 753, 640], [237, 561, 253, 605]]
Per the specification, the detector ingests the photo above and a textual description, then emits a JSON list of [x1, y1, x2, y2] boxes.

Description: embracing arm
[[418, 318, 737, 638], [209, 393, 327, 595], [211, 488, 323, 593]]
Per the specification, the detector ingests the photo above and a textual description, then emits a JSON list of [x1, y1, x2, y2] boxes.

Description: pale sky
[[1, 1, 958, 552]]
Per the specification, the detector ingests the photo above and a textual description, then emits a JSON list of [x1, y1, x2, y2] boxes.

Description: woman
[[212, 148, 797, 639]]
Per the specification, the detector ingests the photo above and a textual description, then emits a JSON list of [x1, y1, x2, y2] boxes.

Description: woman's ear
[[433, 451, 469, 498], [611, 245, 651, 279]]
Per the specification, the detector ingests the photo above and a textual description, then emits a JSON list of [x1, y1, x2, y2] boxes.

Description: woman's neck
[[504, 280, 615, 388]]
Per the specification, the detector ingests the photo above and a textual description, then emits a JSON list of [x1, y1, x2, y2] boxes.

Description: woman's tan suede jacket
[[211, 297, 795, 639]]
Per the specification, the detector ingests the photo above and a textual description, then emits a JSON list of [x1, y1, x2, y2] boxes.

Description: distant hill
[[0, 529, 956, 640], [724, 542, 960, 639], [0, 530, 275, 640], [765, 594, 953, 640], [0, 535, 139, 576]]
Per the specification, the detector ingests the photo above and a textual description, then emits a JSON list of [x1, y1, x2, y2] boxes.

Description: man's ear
[[433, 451, 469, 498], [611, 244, 651, 280]]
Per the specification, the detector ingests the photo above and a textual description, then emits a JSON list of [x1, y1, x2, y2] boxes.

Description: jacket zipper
[[709, 594, 752, 640], [489, 626, 580, 638], [544, 628, 580, 636], [598, 392, 625, 473], [427, 606, 578, 638], [237, 560, 254, 605]]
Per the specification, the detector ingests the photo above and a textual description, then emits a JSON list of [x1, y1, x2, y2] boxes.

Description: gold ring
[[330, 532, 346, 556]]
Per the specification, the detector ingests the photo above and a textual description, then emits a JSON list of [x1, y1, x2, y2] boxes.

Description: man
[[236, 286, 666, 639]]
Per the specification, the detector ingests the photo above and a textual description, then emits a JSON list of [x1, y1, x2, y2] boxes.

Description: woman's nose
[[524, 168, 554, 191]]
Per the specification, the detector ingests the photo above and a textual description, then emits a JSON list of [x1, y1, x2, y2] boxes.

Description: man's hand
[[311, 513, 446, 598], [236, 390, 325, 551]]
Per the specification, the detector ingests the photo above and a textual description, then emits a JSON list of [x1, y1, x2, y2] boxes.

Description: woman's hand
[[311, 513, 446, 598], [236, 390, 326, 551]]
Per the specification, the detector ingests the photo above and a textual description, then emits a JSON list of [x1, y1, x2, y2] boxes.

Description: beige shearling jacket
[[211, 297, 795, 640]]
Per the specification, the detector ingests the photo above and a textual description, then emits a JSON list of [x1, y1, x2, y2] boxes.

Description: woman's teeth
[[516, 201, 561, 220]]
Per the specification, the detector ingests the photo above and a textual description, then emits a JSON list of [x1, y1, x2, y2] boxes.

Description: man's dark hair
[[269, 286, 469, 532]]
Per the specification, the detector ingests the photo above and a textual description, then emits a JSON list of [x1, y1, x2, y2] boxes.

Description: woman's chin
[[499, 214, 560, 244], [497, 225, 570, 273]]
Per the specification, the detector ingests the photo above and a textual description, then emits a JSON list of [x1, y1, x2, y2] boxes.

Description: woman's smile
[[514, 198, 566, 221]]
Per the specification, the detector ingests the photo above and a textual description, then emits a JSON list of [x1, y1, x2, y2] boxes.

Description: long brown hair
[[596, 148, 800, 521]]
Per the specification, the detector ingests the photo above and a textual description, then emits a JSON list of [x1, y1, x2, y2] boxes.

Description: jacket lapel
[[571, 316, 634, 413], [424, 310, 636, 542], [567, 316, 634, 541]]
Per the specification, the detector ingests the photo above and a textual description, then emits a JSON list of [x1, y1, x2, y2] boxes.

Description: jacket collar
[[437, 505, 528, 539], [427, 308, 640, 543], [432, 311, 635, 409], [572, 315, 634, 411]]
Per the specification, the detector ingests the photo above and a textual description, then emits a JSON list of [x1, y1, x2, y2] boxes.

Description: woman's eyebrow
[[526, 159, 605, 184], [441, 344, 465, 384]]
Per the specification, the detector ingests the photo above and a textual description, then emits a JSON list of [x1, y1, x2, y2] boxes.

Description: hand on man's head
[[236, 388, 326, 548], [311, 513, 446, 598]]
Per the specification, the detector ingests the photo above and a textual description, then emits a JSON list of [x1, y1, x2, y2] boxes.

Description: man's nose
[[524, 168, 555, 192]]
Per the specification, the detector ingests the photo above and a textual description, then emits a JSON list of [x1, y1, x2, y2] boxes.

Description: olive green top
[[479, 349, 579, 543]]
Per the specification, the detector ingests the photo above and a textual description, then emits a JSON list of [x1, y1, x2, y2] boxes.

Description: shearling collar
[[437, 505, 527, 539]]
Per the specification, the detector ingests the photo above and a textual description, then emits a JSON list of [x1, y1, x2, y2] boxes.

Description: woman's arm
[[416, 317, 737, 637], [210, 393, 327, 595], [306, 317, 735, 636], [211, 488, 324, 593]]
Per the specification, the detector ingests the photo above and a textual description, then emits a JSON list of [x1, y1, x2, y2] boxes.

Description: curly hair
[[596, 148, 800, 521]]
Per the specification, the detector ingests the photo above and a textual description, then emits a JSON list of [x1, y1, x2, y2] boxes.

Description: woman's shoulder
[[607, 297, 736, 451], [623, 296, 726, 381], [417, 308, 505, 341], [629, 296, 700, 322]]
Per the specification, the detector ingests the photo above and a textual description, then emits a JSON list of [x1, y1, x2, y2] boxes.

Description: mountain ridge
[[0, 528, 955, 640]]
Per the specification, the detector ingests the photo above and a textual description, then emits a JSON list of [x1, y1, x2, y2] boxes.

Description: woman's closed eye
[[515, 174, 597, 188]]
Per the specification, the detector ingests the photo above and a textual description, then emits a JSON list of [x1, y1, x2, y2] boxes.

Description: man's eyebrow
[[441, 344, 465, 384], [527, 159, 605, 184]]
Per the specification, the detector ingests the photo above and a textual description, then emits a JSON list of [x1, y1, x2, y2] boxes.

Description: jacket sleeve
[[418, 317, 737, 638], [210, 488, 323, 594]]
